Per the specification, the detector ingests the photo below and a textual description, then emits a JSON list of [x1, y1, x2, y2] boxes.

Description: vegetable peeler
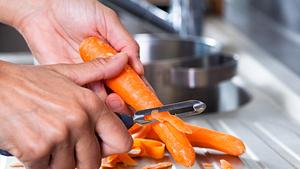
[[0, 100, 206, 156], [118, 99, 206, 127]]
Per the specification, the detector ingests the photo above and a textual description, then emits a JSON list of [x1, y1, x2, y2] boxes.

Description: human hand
[[0, 54, 132, 169], [6, 0, 143, 74]]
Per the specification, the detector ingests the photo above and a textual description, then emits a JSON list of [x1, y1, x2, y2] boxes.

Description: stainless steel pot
[[134, 33, 222, 63], [169, 54, 237, 88], [143, 54, 250, 113]]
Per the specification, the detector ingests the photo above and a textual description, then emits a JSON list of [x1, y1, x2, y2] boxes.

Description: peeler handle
[[116, 113, 134, 129], [0, 149, 11, 156]]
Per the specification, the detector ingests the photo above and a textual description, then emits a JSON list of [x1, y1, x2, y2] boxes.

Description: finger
[[87, 81, 107, 101], [50, 53, 128, 85], [49, 143, 75, 169], [96, 107, 132, 156], [106, 93, 132, 115], [23, 156, 50, 169], [96, 3, 144, 75], [75, 134, 101, 169]]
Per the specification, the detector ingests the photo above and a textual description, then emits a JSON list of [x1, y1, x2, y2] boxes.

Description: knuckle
[[21, 141, 50, 161], [65, 110, 89, 129], [48, 124, 69, 144], [79, 89, 102, 111]]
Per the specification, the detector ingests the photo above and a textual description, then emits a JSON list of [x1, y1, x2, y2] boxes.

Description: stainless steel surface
[[135, 33, 222, 63], [0, 53, 33, 64], [103, 0, 204, 36], [134, 100, 206, 124], [170, 54, 237, 88]]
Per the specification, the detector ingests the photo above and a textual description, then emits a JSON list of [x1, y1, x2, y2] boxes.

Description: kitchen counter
[[182, 18, 300, 169], [1, 18, 300, 169]]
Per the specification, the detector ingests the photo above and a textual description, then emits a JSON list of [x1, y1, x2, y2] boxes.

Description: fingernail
[[109, 100, 123, 109]]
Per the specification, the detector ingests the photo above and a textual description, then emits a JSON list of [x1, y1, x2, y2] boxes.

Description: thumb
[[51, 53, 128, 85]]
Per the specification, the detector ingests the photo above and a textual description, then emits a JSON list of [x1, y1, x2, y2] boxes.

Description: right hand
[[0, 53, 132, 169]]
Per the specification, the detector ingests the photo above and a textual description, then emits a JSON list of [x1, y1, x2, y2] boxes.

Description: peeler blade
[[133, 100, 206, 125]]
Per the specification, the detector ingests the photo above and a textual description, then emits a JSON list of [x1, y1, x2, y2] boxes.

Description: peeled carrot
[[151, 111, 192, 134], [118, 154, 137, 166], [186, 124, 245, 156], [146, 124, 245, 156], [80, 37, 162, 111], [220, 159, 233, 169], [79, 37, 195, 166], [152, 122, 195, 167]]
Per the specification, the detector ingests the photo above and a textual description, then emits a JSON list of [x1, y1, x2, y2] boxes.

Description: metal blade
[[133, 100, 206, 124]]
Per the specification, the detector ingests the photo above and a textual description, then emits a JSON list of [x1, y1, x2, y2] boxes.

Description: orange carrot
[[101, 155, 119, 168], [103, 138, 165, 167], [128, 124, 142, 134], [151, 111, 192, 134], [102, 154, 136, 167], [129, 138, 165, 159], [186, 123, 245, 156], [152, 122, 195, 167], [146, 124, 245, 156], [141, 162, 173, 169], [202, 163, 213, 168], [80, 37, 162, 111], [79, 37, 195, 166], [118, 154, 137, 166], [220, 159, 233, 169], [130, 124, 152, 139]]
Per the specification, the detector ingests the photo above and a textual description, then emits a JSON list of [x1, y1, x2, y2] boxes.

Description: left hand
[[7, 0, 143, 113]]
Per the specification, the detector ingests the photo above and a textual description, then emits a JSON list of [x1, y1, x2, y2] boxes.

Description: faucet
[[169, 0, 203, 36], [101, 0, 203, 37]]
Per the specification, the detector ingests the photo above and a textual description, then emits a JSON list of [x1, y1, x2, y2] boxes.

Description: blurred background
[[2, 1, 300, 168]]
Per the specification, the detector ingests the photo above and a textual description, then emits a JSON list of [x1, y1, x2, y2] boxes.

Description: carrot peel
[[150, 111, 192, 134], [141, 162, 173, 169], [220, 159, 233, 169], [129, 138, 165, 159]]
